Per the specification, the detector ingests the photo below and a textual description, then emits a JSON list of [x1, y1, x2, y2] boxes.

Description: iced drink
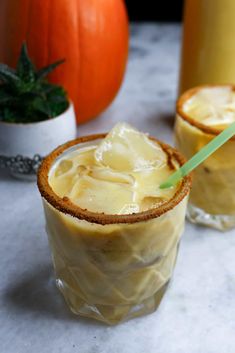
[[38, 123, 191, 324], [175, 85, 235, 230]]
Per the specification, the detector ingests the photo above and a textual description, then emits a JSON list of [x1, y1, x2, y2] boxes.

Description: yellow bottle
[[179, 0, 235, 93]]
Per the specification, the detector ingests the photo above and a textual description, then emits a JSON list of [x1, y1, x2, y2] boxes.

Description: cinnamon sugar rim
[[177, 84, 235, 140], [37, 133, 192, 225]]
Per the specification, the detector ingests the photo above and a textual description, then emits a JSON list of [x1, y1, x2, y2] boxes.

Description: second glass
[[175, 85, 235, 231]]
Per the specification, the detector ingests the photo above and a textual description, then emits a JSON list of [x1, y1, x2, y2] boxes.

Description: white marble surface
[[1, 24, 235, 353]]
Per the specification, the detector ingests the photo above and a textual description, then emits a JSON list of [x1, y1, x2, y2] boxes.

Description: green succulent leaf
[[16, 42, 36, 83], [0, 87, 14, 104], [37, 59, 65, 81], [0, 43, 69, 123], [32, 97, 52, 116], [0, 64, 21, 88], [0, 107, 18, 122]]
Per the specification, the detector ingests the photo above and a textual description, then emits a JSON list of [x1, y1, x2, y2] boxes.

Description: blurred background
[[125, 0, 184, 21]]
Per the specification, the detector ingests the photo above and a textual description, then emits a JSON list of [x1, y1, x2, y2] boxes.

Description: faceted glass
[[38, 136, 190, 325]]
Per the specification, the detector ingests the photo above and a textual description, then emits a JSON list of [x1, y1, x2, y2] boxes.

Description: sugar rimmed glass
[[175, 85, 235, 231], [37, 134, 191, 325]]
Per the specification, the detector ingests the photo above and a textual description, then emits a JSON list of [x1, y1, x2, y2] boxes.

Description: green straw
[[160, 121, 235, 189]]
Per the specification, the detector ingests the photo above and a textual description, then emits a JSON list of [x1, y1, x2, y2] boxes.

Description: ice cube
[[77, 165, 90, 177], [95, 123, 166, 172], [54, 159, 73, 177], [90, 167, 135, 185], [67, 175, 134, 215], [140, 196, 166, 212]]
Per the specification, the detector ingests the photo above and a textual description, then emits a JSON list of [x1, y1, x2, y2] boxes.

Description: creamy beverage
[[175, 85, 235, 230], [38, 123, 191, 324]]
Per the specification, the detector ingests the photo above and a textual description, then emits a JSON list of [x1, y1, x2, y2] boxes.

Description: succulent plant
[[0, 43, 69, 123]]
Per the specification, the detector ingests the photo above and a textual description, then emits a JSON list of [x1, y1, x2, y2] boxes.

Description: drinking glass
[[37, 134, 191, 324]]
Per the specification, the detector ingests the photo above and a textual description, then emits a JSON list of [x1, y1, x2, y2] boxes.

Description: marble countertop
[[1, 24, 235, 353]]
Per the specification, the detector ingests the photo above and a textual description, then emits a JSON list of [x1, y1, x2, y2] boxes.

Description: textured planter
[[0, 103, 76, 180]]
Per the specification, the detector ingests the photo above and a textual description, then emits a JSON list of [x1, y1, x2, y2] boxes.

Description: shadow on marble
[[130, 45, 148, 59], [155, 112, 175, 129], [0, 169, 15, 182], [0, 169, 37, 183], [144, 112, 175, 137], [4, 264, 104, 327]]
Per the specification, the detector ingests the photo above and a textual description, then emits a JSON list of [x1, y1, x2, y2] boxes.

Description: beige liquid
[[175, 116, 235, 216], [179, 0, 235, 93], [175, 86, 235, 219], [49, 123, 177, 215], [42, 123, 189, 324]]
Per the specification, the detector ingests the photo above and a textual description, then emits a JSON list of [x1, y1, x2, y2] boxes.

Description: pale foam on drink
[[49, 123, 178, 215], [183, 87, 235, 128]]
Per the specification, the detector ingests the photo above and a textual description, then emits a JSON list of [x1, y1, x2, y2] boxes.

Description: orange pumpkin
[[0, 0, 129, 124]]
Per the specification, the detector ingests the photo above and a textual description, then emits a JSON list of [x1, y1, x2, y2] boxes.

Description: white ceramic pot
[[0, 103, 77, 180]]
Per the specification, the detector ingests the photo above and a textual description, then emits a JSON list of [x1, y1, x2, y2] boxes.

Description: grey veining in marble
[[1, 24, 235, 353]]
